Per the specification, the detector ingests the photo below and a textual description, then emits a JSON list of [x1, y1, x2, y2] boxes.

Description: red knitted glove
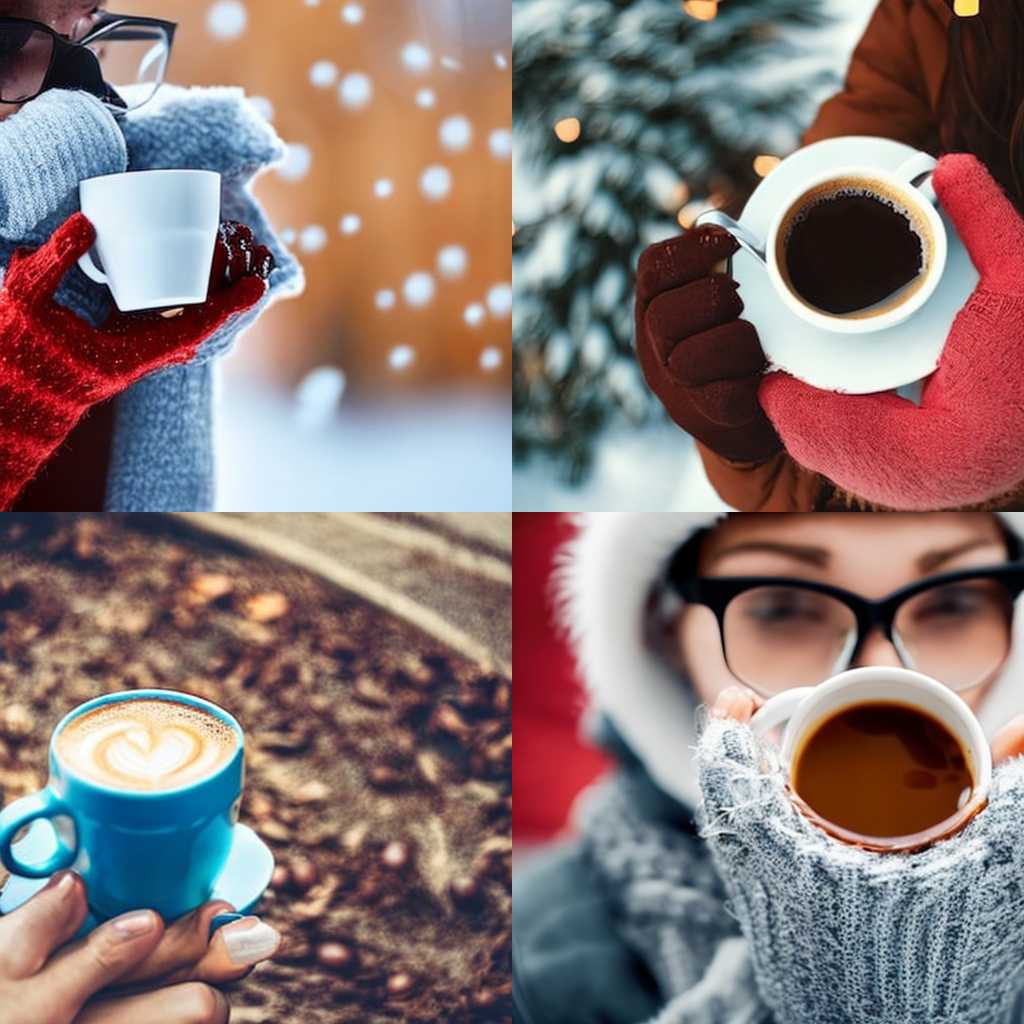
[[759, 154, 1024, 510], [635, 225, 782, 463], [0, 212, 266, 511]]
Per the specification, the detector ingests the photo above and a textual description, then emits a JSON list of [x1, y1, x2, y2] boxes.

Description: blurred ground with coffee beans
[[0, 513, 512, 1023]]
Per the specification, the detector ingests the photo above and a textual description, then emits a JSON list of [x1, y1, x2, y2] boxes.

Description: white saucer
[[732, 136, 978, 393]]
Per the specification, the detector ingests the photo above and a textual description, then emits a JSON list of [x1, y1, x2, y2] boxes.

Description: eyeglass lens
[[84, 23, 170, 110], [721, 581, 1013, 695], [0, 26, 54, 103]]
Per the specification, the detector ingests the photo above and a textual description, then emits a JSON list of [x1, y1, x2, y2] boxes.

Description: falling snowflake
[[441, 56, 462, 71], [401, 42, 432, 73], [276, 143, 312, 182], [374, 178, 394, 199], [338, 72, 372, 109], [295, 367, 346, 430], [494, 52, 508, 70], [464, 303, 485, 327], [389, 345, 416, 371], [437, 245, 468, 279], [415, 88, 436, 109], [341, 3, 364, 24], [375, 289, 396, 310], [338, 214, 361, 235], [489, 129, 511, 160], [440, 115, 472, 152], [299, 225, 328, 253], [487, 283, 512, 318], [419, 165, 451, 201], [403, 272, 435, 307], [207, 0, 247, 40], [280, 227, 297, 245], [247, 95, 274, 121], [480, 347, 503, 371], [309, 60, 339, 88]]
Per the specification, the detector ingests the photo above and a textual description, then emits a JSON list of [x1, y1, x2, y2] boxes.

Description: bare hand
[[0, 870, 279, 1024]]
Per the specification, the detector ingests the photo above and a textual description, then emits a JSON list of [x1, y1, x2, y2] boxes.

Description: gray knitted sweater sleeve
[[0, 89, 127, 241], [696, 715, 1024, 1024]]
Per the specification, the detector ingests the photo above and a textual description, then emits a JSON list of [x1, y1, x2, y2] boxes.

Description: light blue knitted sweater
[[0, 87, 304, 510]]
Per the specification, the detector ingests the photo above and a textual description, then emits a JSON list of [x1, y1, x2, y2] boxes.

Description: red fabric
[[760, 154, 1024, 510], [12, 400, 114, 511], [0, 212, 266, 511], [635, 225, 782, 464], [513, 513, 610, 843]]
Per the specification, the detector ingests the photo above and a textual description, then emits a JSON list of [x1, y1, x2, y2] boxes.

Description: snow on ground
[[216, 374, 511, 511]]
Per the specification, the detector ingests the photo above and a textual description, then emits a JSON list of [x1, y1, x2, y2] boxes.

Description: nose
[[850, 627, 902, 669]]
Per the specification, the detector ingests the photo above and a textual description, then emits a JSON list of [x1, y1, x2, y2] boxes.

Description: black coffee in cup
[[792, 700, 973, 838], [778, 178, 931, 317]]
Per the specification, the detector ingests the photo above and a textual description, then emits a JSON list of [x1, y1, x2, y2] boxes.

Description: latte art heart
[[97, 724, 203, 783], [57, 699, 237, 792]]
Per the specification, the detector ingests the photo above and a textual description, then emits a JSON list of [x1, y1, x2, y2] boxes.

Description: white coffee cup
[[698, 152, 947, 335], [78, 169, 222, 312], [750, 666, 991, 852]]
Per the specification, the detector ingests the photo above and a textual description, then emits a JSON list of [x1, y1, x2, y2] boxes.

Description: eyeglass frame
[[668, 561, 1024, 691], [0, 12, 177, 107]]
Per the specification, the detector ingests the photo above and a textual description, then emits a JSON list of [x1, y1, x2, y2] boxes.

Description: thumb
[[5, 213, 96, 306], [933, 153, 1024, 294], [33, 910, 165, 1021]]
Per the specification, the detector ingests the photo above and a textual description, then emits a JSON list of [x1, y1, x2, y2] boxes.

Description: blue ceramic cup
[[0, 690, 244, 922]]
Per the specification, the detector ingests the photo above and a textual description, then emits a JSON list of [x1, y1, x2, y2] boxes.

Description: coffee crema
[[56, 699, 237, 792], [791, 700, 972, 839], [777, 177, 933, 318]]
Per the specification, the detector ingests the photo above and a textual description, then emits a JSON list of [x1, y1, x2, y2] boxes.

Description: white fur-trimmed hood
[[561, 513, 1024, 808]]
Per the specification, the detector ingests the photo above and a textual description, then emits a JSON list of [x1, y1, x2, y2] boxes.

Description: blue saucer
[[0, 822, 274, 936]]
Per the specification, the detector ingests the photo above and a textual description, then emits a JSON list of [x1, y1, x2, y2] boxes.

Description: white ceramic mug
[[750, 666, 991, 852], [697, 152, 946, 335], [78, 169, 222, 312]]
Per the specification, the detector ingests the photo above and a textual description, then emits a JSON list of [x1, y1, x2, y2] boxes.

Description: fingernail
[[111, 910, 157, 940], [221, 917, 281, 965], [44, 871, 77, 899]]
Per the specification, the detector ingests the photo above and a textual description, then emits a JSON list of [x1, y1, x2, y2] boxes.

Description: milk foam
[[57, 699, 237, 791]]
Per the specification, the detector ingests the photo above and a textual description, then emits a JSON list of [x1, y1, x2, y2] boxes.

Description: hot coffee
[[56, 698, 237, 792], [778, 178, 931, 317], [791, 700, 973, 838]]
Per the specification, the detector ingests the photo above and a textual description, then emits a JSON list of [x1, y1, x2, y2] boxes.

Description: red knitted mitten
[[759, 154, 1024, 510], [0, 212, 266, 510]]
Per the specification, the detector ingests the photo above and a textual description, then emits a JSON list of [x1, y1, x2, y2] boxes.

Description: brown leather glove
[[635, 225, 781, 464]]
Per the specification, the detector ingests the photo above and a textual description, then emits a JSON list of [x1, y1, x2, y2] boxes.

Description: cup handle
[[894, 152, 938, 205], [0, 789, 78, 878], [693, 209, 767, 267], [749, 686, 816, 739], [77, 248, 109, 285]]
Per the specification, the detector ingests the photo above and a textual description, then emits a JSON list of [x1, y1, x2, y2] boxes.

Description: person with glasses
[[0, 0, 302, 511], [514, 512, 1024, 1024]]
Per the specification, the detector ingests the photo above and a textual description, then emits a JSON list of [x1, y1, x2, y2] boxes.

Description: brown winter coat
[[697, 0, 1024, 511]]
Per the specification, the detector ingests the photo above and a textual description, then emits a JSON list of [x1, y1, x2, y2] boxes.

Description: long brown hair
[[938, 3, 1024, 215]]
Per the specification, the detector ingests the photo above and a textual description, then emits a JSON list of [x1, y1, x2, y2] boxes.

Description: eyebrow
[[709, 537, 1005, 575], [916, 538, 1006, 573], [708, 541, 830, 569]]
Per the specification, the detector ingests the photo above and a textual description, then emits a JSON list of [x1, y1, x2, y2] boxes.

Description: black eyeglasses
[[0, 12, 176, 112], [669, 563, 1024, 696]]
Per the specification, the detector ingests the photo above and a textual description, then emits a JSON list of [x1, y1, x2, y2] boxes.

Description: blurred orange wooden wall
[[111, 0, 511, 394]]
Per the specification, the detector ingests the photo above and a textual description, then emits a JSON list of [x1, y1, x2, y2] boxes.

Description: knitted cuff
[[0, 90, 127, 240], [697, 719, 1024, 1024]]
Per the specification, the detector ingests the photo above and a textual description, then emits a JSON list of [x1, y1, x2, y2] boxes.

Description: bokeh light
[[420, 165, 452, 201]]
